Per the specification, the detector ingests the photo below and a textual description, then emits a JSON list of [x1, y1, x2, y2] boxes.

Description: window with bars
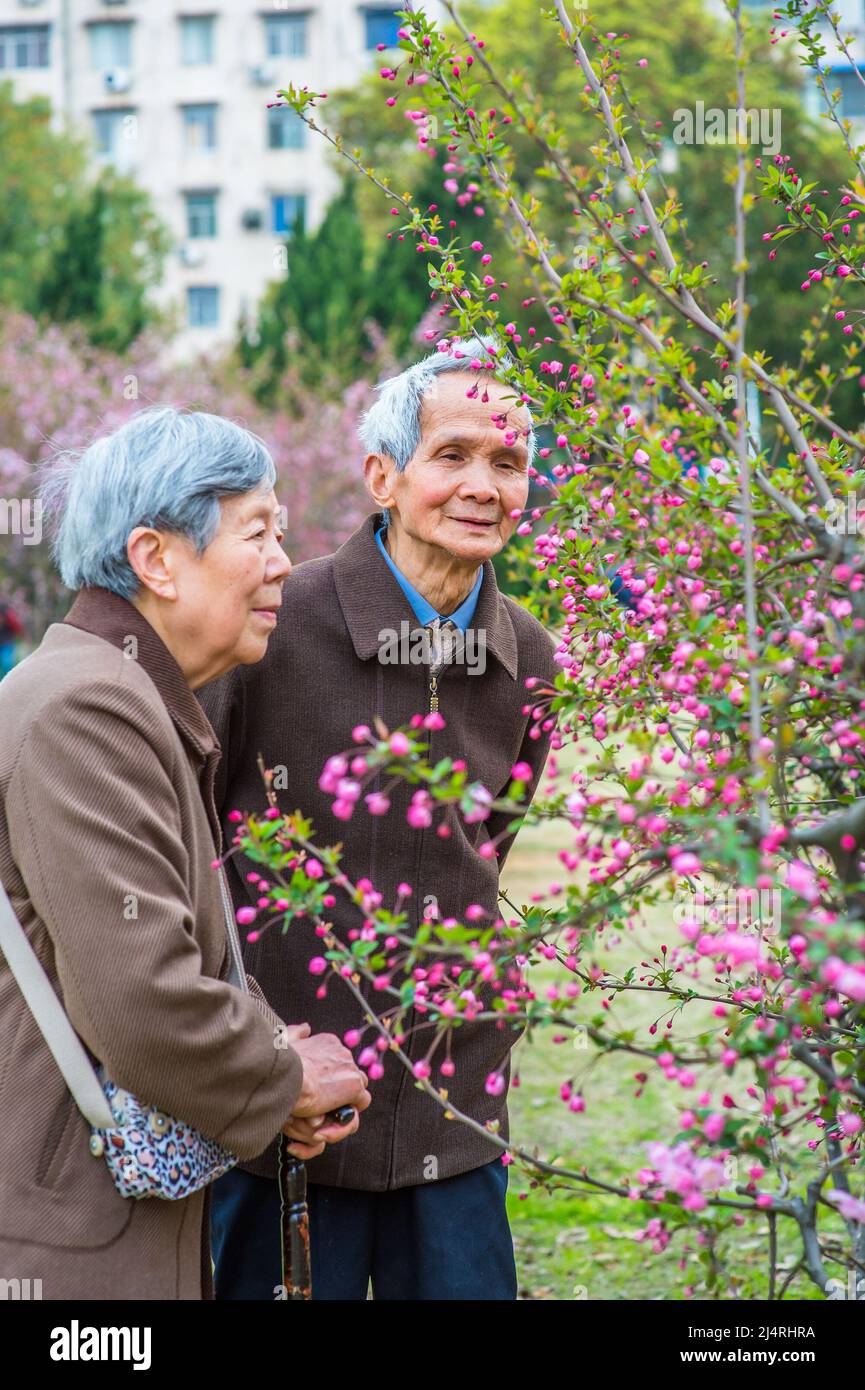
[[0, 25, 50, 69], [182, 103, 218, 151], [88, 21, 132, 69], [267, 104, 305, 149], [827, 69, 865, 119], [180, 15, 214, 66], [264, 13, 307, 58], [363, 8, 401, 50], [271, 193, 306, 235], [185, 192, 218, 238], [187, 286, 220, 327], [92, 107, 136, 157]]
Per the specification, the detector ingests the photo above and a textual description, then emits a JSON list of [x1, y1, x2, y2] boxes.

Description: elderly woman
[[0, 407, 369, 1301], [199, 338, 560, 1301]]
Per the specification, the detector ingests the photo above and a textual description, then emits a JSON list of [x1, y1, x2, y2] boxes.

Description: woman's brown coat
[[0, 588, 302, 1300]]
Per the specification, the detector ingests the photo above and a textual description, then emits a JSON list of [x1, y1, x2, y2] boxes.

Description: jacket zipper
[[427, 618, 454, 713], [387, 649, 445, 1187]]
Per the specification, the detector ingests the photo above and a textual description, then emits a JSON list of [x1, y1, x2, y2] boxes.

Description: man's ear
[[363, 452, 398, 511]]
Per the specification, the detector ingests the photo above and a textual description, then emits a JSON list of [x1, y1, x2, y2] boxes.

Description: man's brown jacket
[[199, 513, 559, 1191]]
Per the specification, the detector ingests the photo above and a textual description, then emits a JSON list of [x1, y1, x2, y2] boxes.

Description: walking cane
[[278, 1103, 355, 1300], [253, 756, 356, 1298]]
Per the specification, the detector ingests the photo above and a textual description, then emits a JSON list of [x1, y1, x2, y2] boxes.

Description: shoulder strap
[[0, 856, 250, 1128], [0, 878, 115, 1128], [0, 864, 249, 1129], [218, 865, 249, 994]]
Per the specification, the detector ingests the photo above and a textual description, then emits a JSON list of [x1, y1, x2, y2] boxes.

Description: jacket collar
[[332, 513, 519, 680], [62, 587, 219, 765]]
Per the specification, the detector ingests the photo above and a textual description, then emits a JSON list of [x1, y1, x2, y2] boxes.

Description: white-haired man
[[199, 339, 559, 1300]]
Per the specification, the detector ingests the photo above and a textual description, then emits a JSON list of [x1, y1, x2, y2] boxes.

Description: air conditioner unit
[[241, 209, 264, 230], [250, 64, 275, 87], [103, 67, 132, 94], [18, 1, 46, 9], [179, 242, 206, 267]]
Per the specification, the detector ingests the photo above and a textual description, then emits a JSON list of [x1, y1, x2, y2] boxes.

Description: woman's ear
[[127, 527, 179, 601]]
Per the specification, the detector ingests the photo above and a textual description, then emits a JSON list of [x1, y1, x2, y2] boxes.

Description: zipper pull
[[429, 674, 438, 713]]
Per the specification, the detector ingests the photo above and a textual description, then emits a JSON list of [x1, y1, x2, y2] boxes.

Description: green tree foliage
[[0, 82, 167, 353], [329, 0, 860, 422]]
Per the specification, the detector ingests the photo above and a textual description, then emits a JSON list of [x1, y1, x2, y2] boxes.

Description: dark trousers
[[210, 1159, 516, 1300]]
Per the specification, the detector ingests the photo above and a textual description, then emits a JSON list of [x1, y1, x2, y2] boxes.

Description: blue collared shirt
[[374, 523, 483, 631]]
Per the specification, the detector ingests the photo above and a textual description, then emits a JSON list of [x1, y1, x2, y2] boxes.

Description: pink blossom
[[827, 1190, 865, 1223], [785, 859, 819, 903], [671, 852, 701, 875]]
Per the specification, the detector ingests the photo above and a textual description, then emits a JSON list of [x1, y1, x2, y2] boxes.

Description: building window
[[271, 193, 306, 235], [92, 107, 137, 167], [185, 191, 217, 238], [182, 103, 217, 151], [264, 14, 307, 57], [187, 286, 220, 328], [88, 21, 132, 69], [267, 104, 305, 149], [363, 8, 401, 50], [0, 25, 50, 69], [180, 15, 214, 66], [828, 69, 865, 119]]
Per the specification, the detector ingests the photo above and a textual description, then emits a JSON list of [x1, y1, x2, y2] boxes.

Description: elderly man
[[199, 338, 559, 1300]]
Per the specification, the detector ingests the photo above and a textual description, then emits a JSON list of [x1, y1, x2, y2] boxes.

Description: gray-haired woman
[[0, 406, 369, 1300]]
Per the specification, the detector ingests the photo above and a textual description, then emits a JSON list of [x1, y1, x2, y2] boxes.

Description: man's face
[[383, 372, 532, 561]]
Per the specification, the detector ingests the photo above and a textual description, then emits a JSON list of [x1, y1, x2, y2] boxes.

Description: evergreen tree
[[0, 83, 167, 353]]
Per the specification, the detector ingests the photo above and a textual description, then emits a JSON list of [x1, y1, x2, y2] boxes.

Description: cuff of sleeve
[[215, 1022, 304, 1161]]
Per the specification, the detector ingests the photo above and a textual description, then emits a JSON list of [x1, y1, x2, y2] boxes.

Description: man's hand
[[279, 1024, 371, 1160]]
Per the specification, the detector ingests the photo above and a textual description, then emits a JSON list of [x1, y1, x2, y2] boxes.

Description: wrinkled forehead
[[418, 370, 532, 439]]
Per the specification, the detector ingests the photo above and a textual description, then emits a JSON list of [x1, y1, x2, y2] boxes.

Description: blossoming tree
[[232, 0, 865, 1300]]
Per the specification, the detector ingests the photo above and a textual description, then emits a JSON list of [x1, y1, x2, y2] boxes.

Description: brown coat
[[0, 588, 303, 1300], [198, 512, 559, 1191]]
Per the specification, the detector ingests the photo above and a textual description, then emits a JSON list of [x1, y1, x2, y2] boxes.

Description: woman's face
[[130, 489, 291, 687]]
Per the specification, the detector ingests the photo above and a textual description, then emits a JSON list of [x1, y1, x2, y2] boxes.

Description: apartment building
[[0, 0, 445, 354]]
